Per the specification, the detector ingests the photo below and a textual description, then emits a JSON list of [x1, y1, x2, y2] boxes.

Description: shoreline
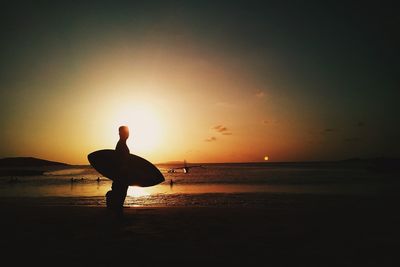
[[0, 190, 397, 207]]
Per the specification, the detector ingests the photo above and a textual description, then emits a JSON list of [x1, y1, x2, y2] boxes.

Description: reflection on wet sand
[[0, 179, 391, 200]]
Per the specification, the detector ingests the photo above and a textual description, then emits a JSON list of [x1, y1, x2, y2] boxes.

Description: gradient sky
[[0, 1, 399, 164]]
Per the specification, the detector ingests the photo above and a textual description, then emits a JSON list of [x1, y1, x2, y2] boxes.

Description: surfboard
[[87, 149, 165, 187]]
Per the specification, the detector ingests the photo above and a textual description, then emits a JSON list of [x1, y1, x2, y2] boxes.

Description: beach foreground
[[1, 194, 399, 267]]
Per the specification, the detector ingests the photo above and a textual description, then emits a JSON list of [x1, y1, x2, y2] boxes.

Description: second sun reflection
[[127, 186, 162, 197]]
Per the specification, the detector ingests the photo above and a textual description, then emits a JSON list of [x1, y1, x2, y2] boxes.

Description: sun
[[111, 104, 164, 154], [264, 156, 269, 161]]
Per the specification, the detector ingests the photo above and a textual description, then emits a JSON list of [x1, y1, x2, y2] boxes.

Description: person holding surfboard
[[106, 126, 130, 216], [88, 126, 165, 216]]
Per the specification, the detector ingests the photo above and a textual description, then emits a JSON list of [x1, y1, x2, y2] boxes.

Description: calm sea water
[[0, 162, 398, 207]]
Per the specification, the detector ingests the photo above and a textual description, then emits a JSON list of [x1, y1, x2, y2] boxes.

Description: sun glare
[[111, 104, 164, 153]]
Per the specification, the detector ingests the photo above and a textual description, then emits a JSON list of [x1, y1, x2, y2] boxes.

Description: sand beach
[[1, 193, 399, 267]]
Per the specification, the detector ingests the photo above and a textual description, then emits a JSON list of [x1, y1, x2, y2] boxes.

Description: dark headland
[[0, 157, 69, 167], [0, 157, 69, 176]]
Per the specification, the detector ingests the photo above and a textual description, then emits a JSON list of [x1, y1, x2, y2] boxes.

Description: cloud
[[213, 125, 232, 135], [213, 125, 227, 132], [255, 90, 265, 98], [205, 136, 217, 142]]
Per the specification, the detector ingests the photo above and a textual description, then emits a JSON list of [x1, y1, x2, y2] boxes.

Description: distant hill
[[0, 157, 69, 167]]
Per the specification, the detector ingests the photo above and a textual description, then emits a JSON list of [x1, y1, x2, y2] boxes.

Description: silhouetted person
[[170, 179, 174, 188], [106, 126, 130, 217]]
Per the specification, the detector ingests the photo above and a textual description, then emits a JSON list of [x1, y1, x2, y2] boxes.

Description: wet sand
[[0, 194, 399, 266]]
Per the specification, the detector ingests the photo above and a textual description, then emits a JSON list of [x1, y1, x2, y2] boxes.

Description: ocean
[[0, 162, 398, 207]]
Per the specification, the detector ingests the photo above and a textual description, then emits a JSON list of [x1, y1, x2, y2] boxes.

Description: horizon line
[[2, 156, 398, 167]]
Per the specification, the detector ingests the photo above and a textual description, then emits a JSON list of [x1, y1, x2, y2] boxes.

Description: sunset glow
[[0, 2, 398, 165], [1, 3, 398, 267], [109, 104, 165, 153]]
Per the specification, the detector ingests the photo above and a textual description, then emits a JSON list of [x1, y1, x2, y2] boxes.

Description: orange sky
[[1, 40, 321, 164], [1, 2, 398, 164]]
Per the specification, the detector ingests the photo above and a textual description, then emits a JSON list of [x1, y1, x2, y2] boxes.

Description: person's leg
[[108, 182, 121, 211], [121, 184, 128, 207], [117, 185, 128, 207], [111, 183, 128, 216], [106, 190, 113, 209]]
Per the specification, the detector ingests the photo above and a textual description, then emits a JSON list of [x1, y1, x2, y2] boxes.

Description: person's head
[[118, 126, 129, 140]]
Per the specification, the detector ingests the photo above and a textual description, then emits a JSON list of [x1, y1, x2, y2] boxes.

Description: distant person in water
[[106, 126, 130, 217]]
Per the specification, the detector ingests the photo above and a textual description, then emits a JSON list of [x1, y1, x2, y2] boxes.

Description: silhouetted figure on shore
[[170, 179, 174, 188], [106, 126, 130, 217]]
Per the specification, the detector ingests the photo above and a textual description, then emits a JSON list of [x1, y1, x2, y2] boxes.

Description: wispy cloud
[[213, 125, 227, 132], [205, 124, 232, 141], [213, 125, 232, 135]]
